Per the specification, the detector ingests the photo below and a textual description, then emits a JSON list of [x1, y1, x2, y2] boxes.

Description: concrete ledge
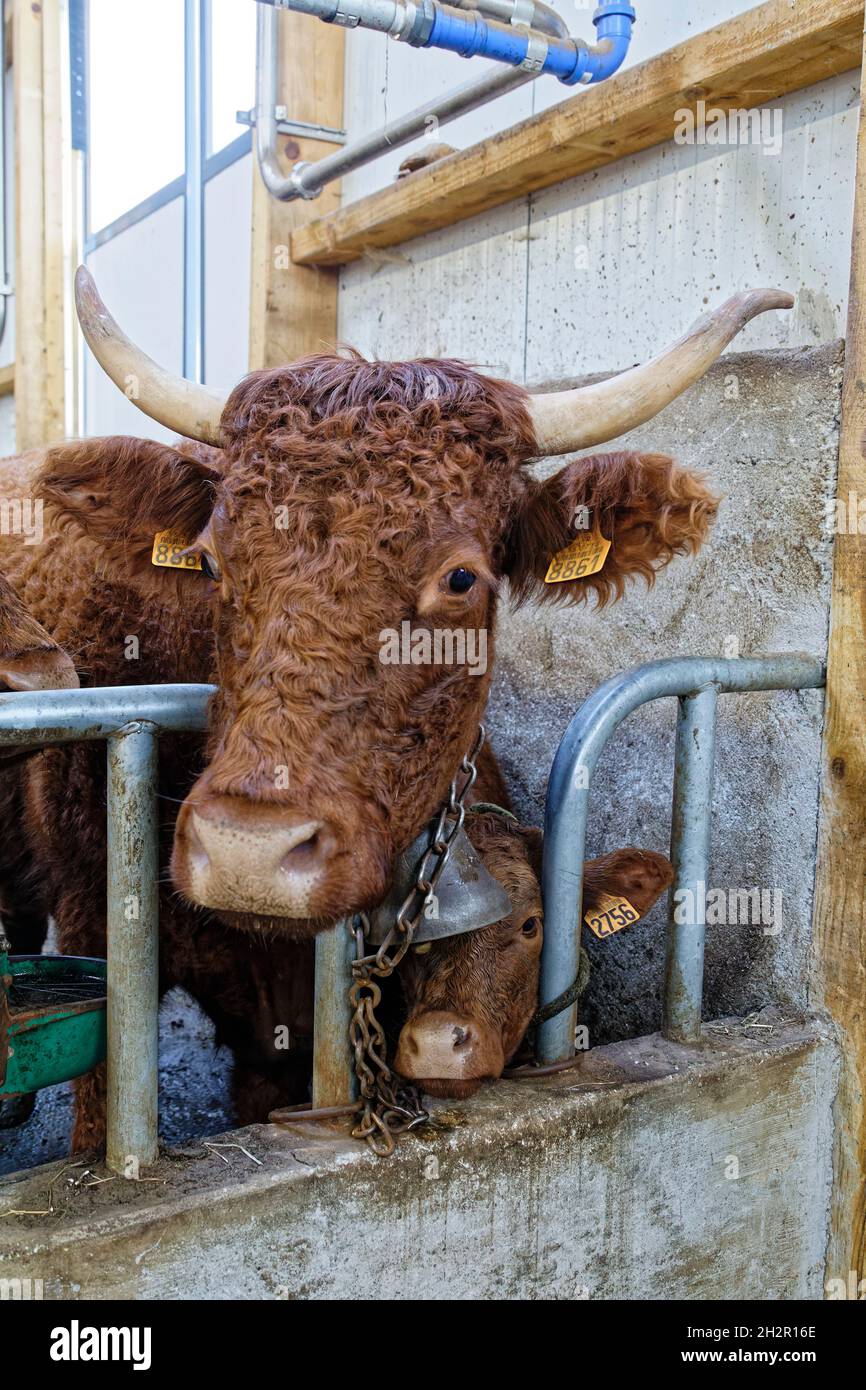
[[0, 1011, 837, 1299]]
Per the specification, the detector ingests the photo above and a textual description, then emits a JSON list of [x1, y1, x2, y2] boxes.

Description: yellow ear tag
[[151, 530, 202, 572], [545, 524, 611, 584], [584, 892, 641, 940]]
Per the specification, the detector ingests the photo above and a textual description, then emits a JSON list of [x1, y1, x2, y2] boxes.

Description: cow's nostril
[[452, 1025, 470, 1049], [279, 823, 334, 873]]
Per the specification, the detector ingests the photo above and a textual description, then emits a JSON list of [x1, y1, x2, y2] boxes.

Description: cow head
[[394, 811, 674, 1097], [52, 270, 790, 938]]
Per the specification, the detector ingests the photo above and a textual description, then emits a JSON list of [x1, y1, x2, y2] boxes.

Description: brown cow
[[0, 273, 790, 1147], [0, 571, 78, 956]]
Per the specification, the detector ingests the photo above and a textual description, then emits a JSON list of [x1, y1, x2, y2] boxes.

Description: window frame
[[79, 0, 253, 385]]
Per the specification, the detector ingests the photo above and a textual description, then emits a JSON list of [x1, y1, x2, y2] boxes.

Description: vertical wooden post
[[812, 19, 866, 1288], [249, 10, 344, 369], [13, 0, 73, 449]]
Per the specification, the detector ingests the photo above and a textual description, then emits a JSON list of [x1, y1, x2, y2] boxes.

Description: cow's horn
[[74, 266, 226, 445], [527, 289, 794, 457]]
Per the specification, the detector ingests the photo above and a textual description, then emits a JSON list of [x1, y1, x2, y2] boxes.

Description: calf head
[[394, 810, 673, 1097], [53, 272, 790, 937]]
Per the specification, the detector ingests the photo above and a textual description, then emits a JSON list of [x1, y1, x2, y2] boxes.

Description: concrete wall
[[0, 1015, 838, 1299], [491, 344, 840, 1044]]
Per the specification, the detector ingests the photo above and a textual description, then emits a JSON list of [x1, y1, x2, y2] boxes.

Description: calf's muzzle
[[394, 1010, 505, 1097]]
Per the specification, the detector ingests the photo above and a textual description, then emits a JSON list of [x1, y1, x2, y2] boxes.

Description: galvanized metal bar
[[106, 723, 160, 1175], [0, 684, 215, 746], [663, 686, 718, 1042], [538, 654, 825, 1066], [183, 0, 205, 382], [312, 918, 358, 1108]]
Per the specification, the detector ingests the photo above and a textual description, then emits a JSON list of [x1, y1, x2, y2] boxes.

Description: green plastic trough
[[0, 953, 107, 1100]]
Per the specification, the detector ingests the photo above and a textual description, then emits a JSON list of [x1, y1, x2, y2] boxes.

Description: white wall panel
[[340, 72, 858, 380], [339, 198, 531, 378], [85, 197, 184, 442], [204, 153, 253, 390]]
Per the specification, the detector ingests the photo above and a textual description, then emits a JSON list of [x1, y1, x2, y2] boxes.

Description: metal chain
[[348, 724, 486, 1156]]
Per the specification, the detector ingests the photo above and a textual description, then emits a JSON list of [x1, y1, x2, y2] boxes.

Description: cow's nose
[[393, 1011, 504, 1085], [179, 795, 338, 918]]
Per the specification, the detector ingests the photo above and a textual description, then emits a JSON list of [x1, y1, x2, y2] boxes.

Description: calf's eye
[[446, 567, 476, 594], [520, 916, 541, 938]]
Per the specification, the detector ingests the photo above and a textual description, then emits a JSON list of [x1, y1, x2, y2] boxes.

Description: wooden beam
[[292, 0, 864, 267], [13, 0, 46, 449], [812, 14, 866, 1289], [248, 10, 344, 368], [13, 0, 72, 449], [0, 362, 14, 397]]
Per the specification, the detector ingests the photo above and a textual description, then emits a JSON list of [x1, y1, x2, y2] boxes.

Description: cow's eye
[[520, 916, 541, 938], [446, 567, 476, 594], [200, 552, 221, 582]]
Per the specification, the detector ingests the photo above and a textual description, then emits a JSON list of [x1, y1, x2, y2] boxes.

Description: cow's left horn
[[74, 266, 226, 445], [528, 289, 794, 457]]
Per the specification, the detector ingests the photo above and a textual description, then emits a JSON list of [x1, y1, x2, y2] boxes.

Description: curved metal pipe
[[449, 0, 569, 41], [258, 0, 636, 202]]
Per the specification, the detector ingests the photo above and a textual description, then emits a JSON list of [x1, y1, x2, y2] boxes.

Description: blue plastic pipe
[[270, 1, 636, 88], [424, 3, 636, 85]]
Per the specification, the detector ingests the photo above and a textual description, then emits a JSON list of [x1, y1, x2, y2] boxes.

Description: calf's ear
[[504, 452, 719, 606], [520, 831, 673, 917], [39, 436, 219, 599], [582, 848, 673, 916]]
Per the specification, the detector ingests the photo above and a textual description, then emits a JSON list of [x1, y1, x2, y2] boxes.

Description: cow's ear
[[504, 452, 718, 606], [0, 575, 80, 691], [40, 437, 219, 598], [0, 646, 79, 692]]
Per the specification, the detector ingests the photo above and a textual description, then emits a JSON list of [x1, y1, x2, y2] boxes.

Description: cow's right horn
[[74, 266, 226, 445]]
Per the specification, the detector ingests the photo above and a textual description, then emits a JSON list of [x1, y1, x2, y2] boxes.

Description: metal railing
[[0, 685, 213, 1175], [0, 653, 826, 1170], [537, 654, 826, 1063]]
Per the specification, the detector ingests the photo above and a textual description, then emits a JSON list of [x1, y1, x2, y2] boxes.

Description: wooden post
[[812, 18, 866, 1289], [13, 0, 74, 449], [249, 9, 344, 369]]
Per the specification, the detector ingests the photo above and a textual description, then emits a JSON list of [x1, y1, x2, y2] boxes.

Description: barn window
[[80, 0, 254, 431]]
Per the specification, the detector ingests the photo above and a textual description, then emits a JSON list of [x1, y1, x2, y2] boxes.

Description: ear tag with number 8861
[[545, 523, 611, 584]]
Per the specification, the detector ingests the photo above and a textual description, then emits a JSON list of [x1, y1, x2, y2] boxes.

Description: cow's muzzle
[[172, 794, 343, 922]]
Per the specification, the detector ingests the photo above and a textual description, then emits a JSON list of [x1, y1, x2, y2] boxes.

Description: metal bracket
[[236, 108, 347, 146]]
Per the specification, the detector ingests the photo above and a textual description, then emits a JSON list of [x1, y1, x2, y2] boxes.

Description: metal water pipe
[[255, 0, 636, 201]]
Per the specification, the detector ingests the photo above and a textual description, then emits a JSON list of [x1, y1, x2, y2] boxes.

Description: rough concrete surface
[[0, 1012, 837, 1300], [487, 344, 841, 1045]]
